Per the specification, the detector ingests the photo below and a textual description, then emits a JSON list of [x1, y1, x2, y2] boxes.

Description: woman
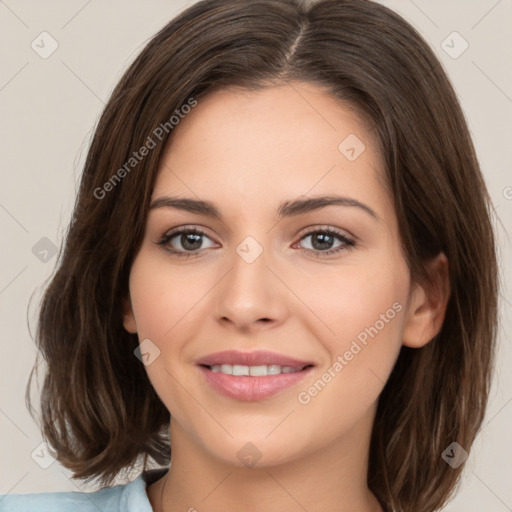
[[0, 0, 498, 511]]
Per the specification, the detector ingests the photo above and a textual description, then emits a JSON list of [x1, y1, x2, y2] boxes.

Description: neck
[[148, 409, 383, 512]]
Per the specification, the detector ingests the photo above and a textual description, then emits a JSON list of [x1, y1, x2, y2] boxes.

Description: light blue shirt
[[0, 469, 167, 512]]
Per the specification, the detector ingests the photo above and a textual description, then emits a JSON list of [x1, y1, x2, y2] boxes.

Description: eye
[[156, 225, 357, 259], [156, 226, 217, 258], [294, 227, 356, 257]]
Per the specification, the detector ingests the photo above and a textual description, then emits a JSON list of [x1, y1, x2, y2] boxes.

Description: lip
[[196, 350, 315, 401], [196, 350, 314, 368], [198, 365, 315, 401]]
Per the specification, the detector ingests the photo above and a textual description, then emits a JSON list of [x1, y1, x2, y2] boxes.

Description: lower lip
[[198, 365, 315, 401]]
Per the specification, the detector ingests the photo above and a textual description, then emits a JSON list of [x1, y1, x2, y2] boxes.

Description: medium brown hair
[[29, 1, 498, 510]]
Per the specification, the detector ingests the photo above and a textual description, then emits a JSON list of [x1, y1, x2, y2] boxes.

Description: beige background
[[0, 0, 511, 509]]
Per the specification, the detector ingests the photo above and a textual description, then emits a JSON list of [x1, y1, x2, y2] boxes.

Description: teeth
[[210, 364, 303, 376]]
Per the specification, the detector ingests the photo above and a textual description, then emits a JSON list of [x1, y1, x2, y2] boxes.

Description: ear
[[122, 296, 138, 334], [402, 252, 450, 348]]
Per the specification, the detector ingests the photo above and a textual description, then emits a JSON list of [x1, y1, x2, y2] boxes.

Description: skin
[[123, 82, 450, 512]]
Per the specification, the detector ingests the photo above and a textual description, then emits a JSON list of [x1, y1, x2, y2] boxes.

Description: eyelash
[[156, 227, 357, 258], [156, 225, 357, 259]]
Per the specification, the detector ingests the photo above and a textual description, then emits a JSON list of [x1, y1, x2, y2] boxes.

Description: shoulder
[[0, 483, 142, 512], [0, 471, 162, 512]]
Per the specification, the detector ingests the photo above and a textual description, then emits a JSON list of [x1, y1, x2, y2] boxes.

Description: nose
[[213, 243, 288, 333]]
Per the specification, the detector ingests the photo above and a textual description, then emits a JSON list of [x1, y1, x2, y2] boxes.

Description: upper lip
[[196, 350, 315, 369]]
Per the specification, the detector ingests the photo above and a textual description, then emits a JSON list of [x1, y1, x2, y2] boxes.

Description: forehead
[[152, 82, 391, 223]]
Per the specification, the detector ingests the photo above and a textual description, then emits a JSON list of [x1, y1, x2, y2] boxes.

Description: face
[[123, 82, 434, 468]]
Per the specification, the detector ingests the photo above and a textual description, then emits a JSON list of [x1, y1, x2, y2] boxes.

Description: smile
[[209, 363, 307, 376], [198, 364, 315, 401]]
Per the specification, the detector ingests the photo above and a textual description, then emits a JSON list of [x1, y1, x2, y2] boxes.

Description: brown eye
[[295, 228, 356, 257], [157, 227, 217, 257]]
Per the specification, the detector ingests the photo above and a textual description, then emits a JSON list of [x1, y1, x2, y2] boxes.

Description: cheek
[[128, 253, 204, 339], [296, 250, 409, 346], [292, 284, 407, 445], [293, 249, 409, 402], [127, 254, 215, 401], [127, 255, 197, 413]]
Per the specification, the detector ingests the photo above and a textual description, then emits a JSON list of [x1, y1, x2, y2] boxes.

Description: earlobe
[[402, 253, 450, 349], [122, 297, 138, 334]]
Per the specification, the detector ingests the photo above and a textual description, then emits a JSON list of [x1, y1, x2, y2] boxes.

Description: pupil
[[312, 233, 333, 250], [182, 233, 202, 250]]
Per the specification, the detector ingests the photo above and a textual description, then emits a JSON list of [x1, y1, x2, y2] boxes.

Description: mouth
[[200, 363, 314, 376], [196, 350, 316, 401], [196, 349, 315, 369]]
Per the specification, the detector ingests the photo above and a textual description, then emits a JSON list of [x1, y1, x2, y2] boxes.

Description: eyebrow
[[149, 195, 379, 221]]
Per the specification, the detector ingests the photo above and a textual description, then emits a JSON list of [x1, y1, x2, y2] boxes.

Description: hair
[[28, 0, 498, 510]]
